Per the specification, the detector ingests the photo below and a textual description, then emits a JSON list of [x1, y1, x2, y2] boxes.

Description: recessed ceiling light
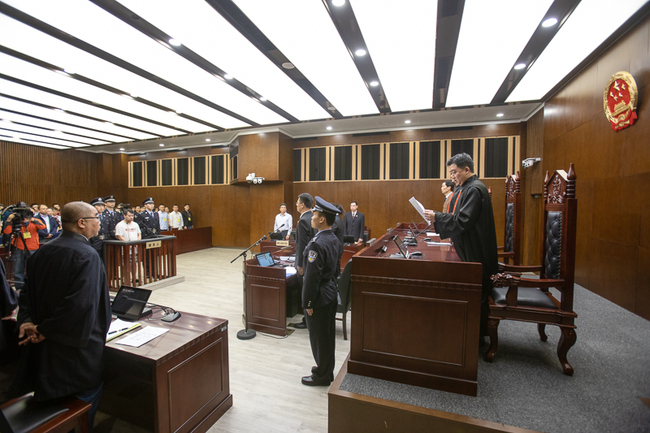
[[326, 126, 333, 130], [56, 70, 69, 76], [369, 81, 379, 87], [64, 68, 75, 75], [119, 147, 125, 151], [104, 121, 112, 125], [281, 62, 295, 70], [332, 0, 346, 6], [175, 110, 182, 114], [130, 93, 138, 98], [542, 17, 558, 27], [355, 49, 367, 57], [205, 138, 211, 142], [224, 73, 233, 80], [514, 63, 526, 70], [496, 113, 504, 117], [168, 38, 182, 47], [404, 120, 411, 124], [159, 143, 165, 146], [259, 96, 267, 102]]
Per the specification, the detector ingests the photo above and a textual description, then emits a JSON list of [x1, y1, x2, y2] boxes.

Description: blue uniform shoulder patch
[[308, 250, 318, 263]]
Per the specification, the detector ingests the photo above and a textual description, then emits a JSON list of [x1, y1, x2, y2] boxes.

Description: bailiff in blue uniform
[[301, 196, 341, 386]]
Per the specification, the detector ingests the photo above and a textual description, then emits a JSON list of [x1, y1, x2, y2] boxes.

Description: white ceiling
[[0, 0, 647, 153]]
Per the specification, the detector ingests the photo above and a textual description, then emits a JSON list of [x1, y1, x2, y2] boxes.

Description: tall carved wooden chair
[[487, 164, 577, 375], [497, 172, 522, 265]]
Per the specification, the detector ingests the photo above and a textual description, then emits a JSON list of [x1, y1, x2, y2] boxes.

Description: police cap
[[313, 196, 339, 216], [90, 197, 105, 206], [104, 195, 116, 202], [142, 197, 154, 206]]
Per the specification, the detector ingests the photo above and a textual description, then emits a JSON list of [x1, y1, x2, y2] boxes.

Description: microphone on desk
[[124, 296, 181, 322]]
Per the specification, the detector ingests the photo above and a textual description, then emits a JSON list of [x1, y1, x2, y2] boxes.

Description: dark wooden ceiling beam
[[491, 0, 582, 105], [432, 0, 465, 110], [321, 0, 390, 114], [0, 2, 255, 129], [206, 0, 343, 119], [89, 0, 299, 124]]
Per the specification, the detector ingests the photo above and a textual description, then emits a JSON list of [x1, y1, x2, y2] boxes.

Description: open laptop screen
[[112, 286, 152, 320], [392, 235, 411, 259], [255, 251, 275, 267]]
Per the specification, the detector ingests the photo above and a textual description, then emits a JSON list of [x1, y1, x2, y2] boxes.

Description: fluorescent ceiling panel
[[0, 124, 88, 147], [350, 0, 437, 112], [0, 135, 70, 149], [0, 120, 107, 145], [2, 0, 286, 125], [233, 0, 379, 117], [0, 52, 201, 136], [0, 15, 248, 130], [117, 0, 331, 121], [507, 0, 649, 102], [0, 78, 156, 140], [446, 0, 554, 107], [0, 97, 133, 142], [0, 78, 165, 139]]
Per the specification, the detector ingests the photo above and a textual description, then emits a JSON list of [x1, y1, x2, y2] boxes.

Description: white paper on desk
[[285, 266, 297, 277], [426, 232, 437, 237], [428, 242, 452, 246], [409, 197, 431, 224], [115, 326, 169, 348], [108, 318, 133, 334]]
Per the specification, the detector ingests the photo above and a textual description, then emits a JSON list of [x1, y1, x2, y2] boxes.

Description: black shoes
[[293, 321, 307, 329], [301, 375, 331, 386]]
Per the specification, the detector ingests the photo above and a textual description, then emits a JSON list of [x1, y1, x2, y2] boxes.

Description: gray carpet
[[339, 284, 650, 433]]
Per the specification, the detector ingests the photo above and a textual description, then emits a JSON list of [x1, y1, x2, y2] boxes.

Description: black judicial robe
[[434, 175, 498, 280], [13, 231, 111, 401]]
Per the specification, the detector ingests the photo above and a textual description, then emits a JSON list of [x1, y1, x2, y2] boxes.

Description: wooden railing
[[103, 235, 177, 291]]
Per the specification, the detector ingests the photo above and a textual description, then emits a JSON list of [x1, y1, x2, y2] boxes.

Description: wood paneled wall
[[530, 14, 650, 320], [0, 140, 100, 208]]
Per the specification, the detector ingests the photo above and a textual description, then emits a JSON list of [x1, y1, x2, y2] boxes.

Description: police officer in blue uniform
[[135, 197, 160, 239], [89, 197, 110, 259], [301, 196, 341, 386], [101, 195, 121, 240]]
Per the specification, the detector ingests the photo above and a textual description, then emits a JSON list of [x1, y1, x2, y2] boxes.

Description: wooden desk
[[160, 227, 212, 255], [102, 312, 232, 433], [348, 223, 483, 396], [244, 257, 290, 336]]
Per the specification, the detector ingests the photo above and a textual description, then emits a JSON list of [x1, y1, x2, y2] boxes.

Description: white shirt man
[[274, 203, 293, 240], [169, 205, 183, 230], [115, 210, 141, 241], [157, 204, 169, 231]]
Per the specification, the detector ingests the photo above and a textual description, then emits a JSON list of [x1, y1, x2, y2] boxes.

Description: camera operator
[[2, 203, 46, 290]]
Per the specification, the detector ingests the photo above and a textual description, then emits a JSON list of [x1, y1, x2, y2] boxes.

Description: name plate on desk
[[146, 240, 162, 249], [276, 240, 289, 246]]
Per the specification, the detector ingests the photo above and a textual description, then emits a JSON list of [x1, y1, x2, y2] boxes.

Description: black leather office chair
[[0, 394, 91, 433], [336, 259, 353, 340]]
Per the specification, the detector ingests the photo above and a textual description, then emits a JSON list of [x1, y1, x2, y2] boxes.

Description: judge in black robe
[[426, 154, 498, 337], [11, 201, 111, 430]]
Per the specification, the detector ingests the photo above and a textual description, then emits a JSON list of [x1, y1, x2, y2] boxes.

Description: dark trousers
[[74, 381, 103, 432], [10, 249, 29, 290], [304, 301, 337, 382]]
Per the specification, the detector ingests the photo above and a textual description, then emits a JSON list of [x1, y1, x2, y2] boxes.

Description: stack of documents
[[107, 318, 141, 341]]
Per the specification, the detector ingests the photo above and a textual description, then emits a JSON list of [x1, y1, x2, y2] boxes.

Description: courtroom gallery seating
[[497, 172, 522, 265], [487, 164, 578, 375]]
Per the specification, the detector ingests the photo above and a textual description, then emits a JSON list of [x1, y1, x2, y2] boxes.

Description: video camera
[[117, 203, 131, 215], [1, 201, 35, 253]]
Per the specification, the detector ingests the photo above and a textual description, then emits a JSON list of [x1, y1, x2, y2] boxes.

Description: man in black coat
[[135, 197, 160, 239], [300, 196, 341, 386], [181, 203, 194, 229], [11, 201, 111, 430], [425, 153, 498, 338], [289, 193, 317, 329], [344, 201, 365, 244]]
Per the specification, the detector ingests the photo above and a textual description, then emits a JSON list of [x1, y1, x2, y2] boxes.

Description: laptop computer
[[255, 251, 276, 267], [392, 235, 411, 259], [111, 285, 153, 321]]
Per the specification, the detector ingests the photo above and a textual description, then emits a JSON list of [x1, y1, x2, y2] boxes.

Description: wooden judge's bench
[[346, 223, 483, 396]]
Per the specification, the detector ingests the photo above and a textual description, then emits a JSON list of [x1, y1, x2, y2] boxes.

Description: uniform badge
[[603, 71, 638, 132], [308, 250, 318, 263]]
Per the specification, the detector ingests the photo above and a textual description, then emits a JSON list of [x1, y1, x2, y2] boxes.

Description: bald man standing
[[11, 201, 111, 431]]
